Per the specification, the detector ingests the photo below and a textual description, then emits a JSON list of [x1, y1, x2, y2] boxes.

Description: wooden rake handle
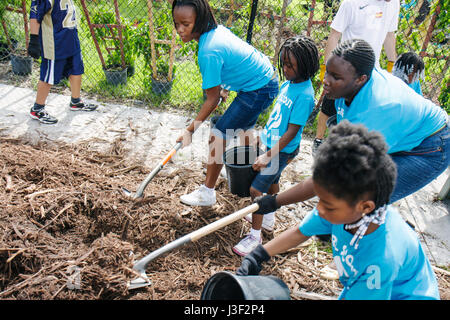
[[133, 203, 260, 274]]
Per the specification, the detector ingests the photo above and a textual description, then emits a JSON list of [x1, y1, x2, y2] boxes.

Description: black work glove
[[236, 244, 270, 276], [254, 194, 280, 215], [27, 34, 40, 59]]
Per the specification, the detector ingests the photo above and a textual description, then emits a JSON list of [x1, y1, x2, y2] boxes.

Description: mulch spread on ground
[[1, 138, 449, 300]]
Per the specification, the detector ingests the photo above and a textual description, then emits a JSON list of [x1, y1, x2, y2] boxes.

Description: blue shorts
[[211, 74, 279, 140], [40, 51, 84, 85], [251, 146, 299, 193]]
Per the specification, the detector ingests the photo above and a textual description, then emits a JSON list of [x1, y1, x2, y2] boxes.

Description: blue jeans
[[390, 124, 450, 203], [251, 147, 299, 193], [212, 75, 279, 140]]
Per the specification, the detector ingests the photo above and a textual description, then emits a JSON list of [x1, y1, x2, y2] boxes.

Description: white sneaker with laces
[[244, 212, 275, 232], [180, 185, 216, 206], [232, 234, 262, 256]]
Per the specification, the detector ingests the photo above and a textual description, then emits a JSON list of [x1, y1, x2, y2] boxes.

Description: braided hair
[[313, 120, 397, 212], [392, 51, 425, 84], [172, 0, 217, 35], [278, 35, 320, 82], [332, 39, 375, 79]]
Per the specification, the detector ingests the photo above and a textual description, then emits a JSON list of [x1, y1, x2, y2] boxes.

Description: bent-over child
[[171, 0, 279, 207]]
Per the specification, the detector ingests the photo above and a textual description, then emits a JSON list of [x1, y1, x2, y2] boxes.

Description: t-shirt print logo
[[359, 4, 369, 9]]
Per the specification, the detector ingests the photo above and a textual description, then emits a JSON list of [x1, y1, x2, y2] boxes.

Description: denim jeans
[[212, 75, 279, 140], [251, 147, 299, 193], [390, 124, 450, 203]]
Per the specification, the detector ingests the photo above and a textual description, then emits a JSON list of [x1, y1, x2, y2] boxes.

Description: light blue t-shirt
[[299, 207, 440, 300], [260, 80, 315, 153], [198, 25, 273, 92], [335, 68, 447, 153]]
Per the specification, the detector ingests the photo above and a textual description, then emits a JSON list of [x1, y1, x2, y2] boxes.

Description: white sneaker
[[180, 185, 216, 206], [244, 212, 275, 232], [232, 234, 262, 256]]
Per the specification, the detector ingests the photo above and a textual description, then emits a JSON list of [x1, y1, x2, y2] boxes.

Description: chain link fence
[[1, 0, 449, 116]]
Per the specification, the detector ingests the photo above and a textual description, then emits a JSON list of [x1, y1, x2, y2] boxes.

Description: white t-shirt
[[331, 0, 400, 66]]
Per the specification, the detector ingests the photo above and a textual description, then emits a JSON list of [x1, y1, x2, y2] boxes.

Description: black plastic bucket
[[223, 146, 261, 197], [10, 54, 32, 75], [201, 271, 290, 300], [151, 75, 175, 95], [104, 67, 127, 86]]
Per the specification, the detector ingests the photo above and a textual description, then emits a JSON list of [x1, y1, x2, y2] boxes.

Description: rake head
[[127, 271, 152, 290], [121, 187, 143, 200]]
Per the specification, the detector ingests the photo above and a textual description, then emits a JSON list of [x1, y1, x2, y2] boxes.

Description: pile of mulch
[[0, 138, 449, 300]]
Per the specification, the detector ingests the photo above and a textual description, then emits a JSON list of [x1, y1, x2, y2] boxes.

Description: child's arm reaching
[[252, 178, 316, 215], [236, 226, 310, 275], [252, 124, 300, 171], [176, 85, 222, 147]]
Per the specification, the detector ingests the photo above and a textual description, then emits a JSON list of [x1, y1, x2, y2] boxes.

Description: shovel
[[122, 141, 182, 199], [122, 98, 223, 200], [127, 202, 259, 290]]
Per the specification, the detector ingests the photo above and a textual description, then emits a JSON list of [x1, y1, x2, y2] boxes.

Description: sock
[[31, 103, 45, 112], [250, 228, 261, 240], [201, 185, 214, 193], [265, 212, 275, 220], [71, 97, 81, 104]]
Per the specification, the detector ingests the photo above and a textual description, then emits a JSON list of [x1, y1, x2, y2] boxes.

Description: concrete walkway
[[0, 83, 449, 266]]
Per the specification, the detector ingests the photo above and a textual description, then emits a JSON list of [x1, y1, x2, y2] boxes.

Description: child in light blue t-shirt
[[392, 51, 425, 96], [172, 0, 279, 208], [232, 36, 319, 257], [237, 121, 440, 300]]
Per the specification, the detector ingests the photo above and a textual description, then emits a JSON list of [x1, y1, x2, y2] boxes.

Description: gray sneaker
[[69, 101, 98, 111], [30, 109, 58, 124]]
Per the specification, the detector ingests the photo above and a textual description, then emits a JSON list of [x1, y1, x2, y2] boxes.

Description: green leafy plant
[[438, 78, 449, 112], [0, 0, 22, 20], [134, 19, 176, 81], [91, 11, 135, 71], [0, 0, 25, 51]]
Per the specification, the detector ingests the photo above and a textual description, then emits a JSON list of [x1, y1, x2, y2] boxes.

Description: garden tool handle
[[162, 142, 182, 166], [190, 203, 260, 241], [132, 203, 260, 274], [134, 142, 182, 198]]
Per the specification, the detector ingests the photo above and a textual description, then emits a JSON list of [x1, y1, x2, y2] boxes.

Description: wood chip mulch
[[0, 138, 448, 300]]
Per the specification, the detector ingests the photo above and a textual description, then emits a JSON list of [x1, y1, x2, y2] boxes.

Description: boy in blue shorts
[[232, 36, 319, 256], [392, 51, 425, 95], [238, 121, 440, 300], [28, 0, 97, 124], [172, 0, 279, 207]]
